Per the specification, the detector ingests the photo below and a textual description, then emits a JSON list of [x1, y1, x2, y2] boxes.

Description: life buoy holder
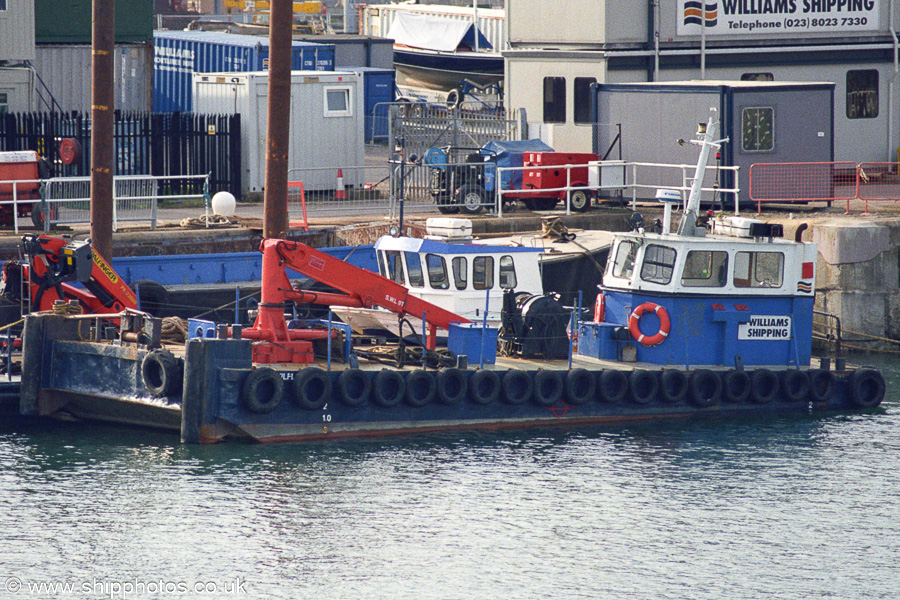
[[628, 302, 671, 346], [593, 293, 606, 323]]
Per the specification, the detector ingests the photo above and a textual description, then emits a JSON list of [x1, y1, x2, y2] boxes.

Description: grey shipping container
[[293, 35, 395, 70], [153, 30, 335, 112], [344, 67, 396, 143], [592, 80, 835, 208]]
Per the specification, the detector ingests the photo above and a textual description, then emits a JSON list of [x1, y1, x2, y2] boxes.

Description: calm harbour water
[[2, 355, 900, 600]]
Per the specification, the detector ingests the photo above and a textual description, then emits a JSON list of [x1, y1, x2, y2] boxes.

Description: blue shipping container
[[344, 67, 395, 142], [153, 30, 335, 112]]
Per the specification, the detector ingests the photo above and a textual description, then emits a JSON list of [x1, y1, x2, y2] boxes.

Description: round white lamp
[[211, 191, 236, 217]]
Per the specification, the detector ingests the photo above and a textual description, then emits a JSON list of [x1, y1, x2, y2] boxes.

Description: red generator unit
[[520, 151, 598, 212], [0, 150, 49, 227]]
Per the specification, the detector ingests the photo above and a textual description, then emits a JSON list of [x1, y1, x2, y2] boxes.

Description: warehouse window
[[847, 70, 878, 119], [0, 93, 7, 114], [574, 77, 596, 125], [0, 1, 6, 11], [324, 86, 352, 117], [543, 77, 566, 124], [741, 107, 774, 153]]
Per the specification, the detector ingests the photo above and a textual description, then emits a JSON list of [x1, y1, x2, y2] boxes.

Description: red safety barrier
[[287, 181, 309, 231], [749, 162, 857, 214], [856, 162, 900, 214]]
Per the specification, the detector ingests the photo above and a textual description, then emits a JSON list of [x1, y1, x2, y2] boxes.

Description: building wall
[[0, 68, 35, 113], [0, 0, 35, 61], [34, 0, 152, 44]]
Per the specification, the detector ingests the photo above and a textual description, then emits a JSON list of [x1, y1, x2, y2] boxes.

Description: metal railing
[[38, 173, 210, 231], [0, 178, 43, 234], [288, 165, 397, 219]]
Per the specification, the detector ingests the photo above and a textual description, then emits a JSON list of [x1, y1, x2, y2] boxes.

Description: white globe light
[[211, 191, 236, 217]]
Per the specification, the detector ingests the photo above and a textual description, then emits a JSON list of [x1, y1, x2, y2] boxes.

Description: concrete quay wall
[[783, 218, 900, 347]]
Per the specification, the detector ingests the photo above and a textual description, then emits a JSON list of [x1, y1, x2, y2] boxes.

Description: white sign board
[[738, 315, 792, 340], [676, 0, 880, 36]]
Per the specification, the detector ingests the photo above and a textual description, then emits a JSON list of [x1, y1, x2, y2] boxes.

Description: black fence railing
[[0, 112, 241, 198]]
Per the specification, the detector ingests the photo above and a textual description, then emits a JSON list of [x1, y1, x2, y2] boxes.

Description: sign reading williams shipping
[[677, 0, 880, 36], [738, 315, 792, 340]]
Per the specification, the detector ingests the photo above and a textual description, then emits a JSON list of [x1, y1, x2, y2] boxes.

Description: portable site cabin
[[192, 70, 364, 197], [591, 81, 835, 208], [154, 31, 335, 112]]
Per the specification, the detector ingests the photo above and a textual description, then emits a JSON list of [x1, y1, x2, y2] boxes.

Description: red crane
[[242, 238, 470, 364]]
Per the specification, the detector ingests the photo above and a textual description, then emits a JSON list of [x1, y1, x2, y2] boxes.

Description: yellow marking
[[93, 252, 119, 284]]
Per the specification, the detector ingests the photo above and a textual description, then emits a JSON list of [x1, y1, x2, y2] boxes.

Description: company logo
[[93, 252, 118, 284], [797, 281, 812, 293], [684, 0, 719, 26]]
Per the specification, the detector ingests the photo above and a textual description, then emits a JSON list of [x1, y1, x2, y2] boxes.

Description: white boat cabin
[[603, 218, 817, 297], [374, 236, 543, 321]]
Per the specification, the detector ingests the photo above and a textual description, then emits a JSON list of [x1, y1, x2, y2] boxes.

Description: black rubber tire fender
[[850, 368, 886, 408], [689, 369, 722, 408], [629, 369, 658, 405], [565, 368, 595, 406], [337, 368, 370, 407], [502, 369, 533, 405], [141, 349, 182, 398], [241, 367, 284, 414], [722, 369, 752, 403], [750, 369, 779, 404], [781, 369, 810, 402], [598, 369, 628, 403], [808, 369, 835, 402], [293, 367, 332, 410], [658, 369, 688, 404], [373, 369, 405, 408], [437, 368, 467, 405], [469, 369, 500, 405], [405, 369, 436, 407], [532, 370, 564, 406]]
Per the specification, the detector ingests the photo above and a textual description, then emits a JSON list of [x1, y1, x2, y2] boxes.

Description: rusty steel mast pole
[[90, 0, 116, 262], [263, 0, 293, 239]]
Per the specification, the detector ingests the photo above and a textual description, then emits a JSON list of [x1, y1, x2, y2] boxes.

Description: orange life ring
[[628, 302, 671, 346], [594, 292, 606, 323]]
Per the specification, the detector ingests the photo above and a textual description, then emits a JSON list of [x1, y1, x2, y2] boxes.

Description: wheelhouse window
[[324, 86, 352, 117], [499, 255, 517, 289], [847, 70, 878, 119], [741, 107, 774, 152], [405, 252, 424, 288], [610, 240, 638, 280], [383, 251, 404, 285], [682, 250, 728, 288], [543, 77, 566, 124], [574, 77, 596, 125], [426, 254, 449, 290], [734, 251, 784, 288], [473, 256, 494, 290], [452, 256, 467, 290], [640, 244, 676, 285]]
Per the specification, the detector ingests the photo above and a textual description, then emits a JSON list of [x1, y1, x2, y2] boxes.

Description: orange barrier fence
[[749, 161, 900, 214], [287, 181, 309, 231]]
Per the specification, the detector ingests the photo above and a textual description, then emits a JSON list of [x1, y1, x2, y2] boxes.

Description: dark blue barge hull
[[20, 314, 885, 444]]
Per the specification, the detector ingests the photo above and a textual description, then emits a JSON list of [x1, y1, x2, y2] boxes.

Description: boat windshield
[[426, 254, 449, 290], [734, 251, 784, 288], [640, 244, 676, 285], [682, 250, 728, 288], [611, 240, 639, 280]]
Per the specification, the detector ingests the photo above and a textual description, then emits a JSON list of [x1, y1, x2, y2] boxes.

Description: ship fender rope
[[849, 368, 886, 408], [689, 369, 722, 407], [533, 370, 564, 406], [405, 370, 436, 407], [628, 303, 671, 346], [141, 349, 183, 398], [629, 370, 658, 405], [808, 369, 835, 402], [469, 370, 500, 405], [293, 367, 332, 410], [750, 369, 779, 404], [781, 370, 810, 402], [337, 368, 370, 407], [241, 367, 284, 414], [658, 369, 688, 403], [565, 368, 595, 406], [722, 370, 752, 403]]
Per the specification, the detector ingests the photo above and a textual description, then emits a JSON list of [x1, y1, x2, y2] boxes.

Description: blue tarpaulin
[[482, 139, 553, 190]]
